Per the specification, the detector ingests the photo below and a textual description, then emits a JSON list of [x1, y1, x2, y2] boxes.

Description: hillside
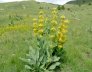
[[0, 1, 92, 72]]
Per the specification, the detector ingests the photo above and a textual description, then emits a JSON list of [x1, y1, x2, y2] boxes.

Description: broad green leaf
[[52, 56, 60, 62], [25, 65, 32, 70], [49, 62, 61, 70]]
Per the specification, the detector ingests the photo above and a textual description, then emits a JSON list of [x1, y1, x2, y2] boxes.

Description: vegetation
[[0, 1, 92, 72]]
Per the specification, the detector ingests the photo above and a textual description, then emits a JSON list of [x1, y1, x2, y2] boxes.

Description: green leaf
[[52, 56, 60, 62], [25, 65, 32, 70], [49, 62, 61, 70]]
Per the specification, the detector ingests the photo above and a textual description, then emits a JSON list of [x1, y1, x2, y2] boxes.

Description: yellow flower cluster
[[50, 8, 58, 40], [32, 8, 69, 49], [57, 16, 69, 48], [33, 18, 38, 36], [49, 8, 58, 48], [0, 24, 31, 36], [32, 10, 44, 38], [38, 11, 44, 38]]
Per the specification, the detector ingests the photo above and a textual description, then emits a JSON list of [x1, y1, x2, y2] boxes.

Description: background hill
[[68, 0, 92, 4]]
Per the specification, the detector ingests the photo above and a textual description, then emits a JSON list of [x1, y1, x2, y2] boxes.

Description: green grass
[[0, 1, 92, 72]]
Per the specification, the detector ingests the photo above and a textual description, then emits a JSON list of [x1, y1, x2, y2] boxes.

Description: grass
[[0, 1, 92, 72]]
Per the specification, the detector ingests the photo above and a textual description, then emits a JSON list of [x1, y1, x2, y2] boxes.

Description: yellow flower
[[50, 27, 56, 32], [39, 19, 44, 23], [39, 24, 43, 28], [61, 15, 65, 19], [64, 19, 69, 24], [58, 32, 63, 37], [39, 11, 44, 14], [58, 45, 63, 48], [58, 37, 63, 42], [62, 28, 68, 33], [51, 20, 57, 25], [62, 24, 68, 29], [52, 15, 57, 19], [39, 15, 44, 19], [33, 28, 37, 33], [52, 11, 57, 14], [33, 23, 37, 27], [38, 29, 44, 34]]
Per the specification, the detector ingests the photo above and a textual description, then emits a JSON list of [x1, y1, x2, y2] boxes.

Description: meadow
[[0, 1, 92, 72]]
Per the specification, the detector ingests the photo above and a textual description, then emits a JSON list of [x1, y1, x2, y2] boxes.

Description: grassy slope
[[0, 1, 92, 72]]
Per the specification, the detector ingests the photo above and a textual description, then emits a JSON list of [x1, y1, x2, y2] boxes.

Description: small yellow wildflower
[[64, 19, 69, 24], [51, 20, 57, 25], [39, 11, 44, 14], [58, 37, 63, 42], [52, 11, 57, 14], [38, 24, 43, 28], [62, 28, 68, 33], [39, 19, 44, 23], [38, 29, 44, 34], [58, 44, 63, 48], [62, 24, 68, 28], [33, 23, 37, 27], [33, 28, 37, 33], [58, 32, 63, 37], [50, 27, 56, 32], [61, 15, 65, 19], [39, 15, 44, 19], [52, 15, 57, 19]]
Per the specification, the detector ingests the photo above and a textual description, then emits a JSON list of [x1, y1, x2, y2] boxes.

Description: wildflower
[[33, 23, 37, 27], [50, 27, 56, 32], [58, 37, 63, 42], [39, 15, 44, 19], [62, 24, 68, 29], [38, 23, 43, 28], [39, 19, 44, 23], [58, 32, 63, 37], [61, 15, 65, 19], [39, 11, 44, 14], [51, 20, 57, 26], [58, 44, 63, 48], [52, 15, 57, 19], [62, 28, 68, 34], [64, 19, 69, 24], [38, 29, 44, 34], [33, 28, 37, 33], [52, 11, 57, 14]]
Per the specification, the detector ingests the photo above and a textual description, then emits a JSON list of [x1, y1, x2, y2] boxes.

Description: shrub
[[61, 5, 65, 10], [20, 8, 69, 72], [57, 5, 61, 10], [88, 3, 91, 5]]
